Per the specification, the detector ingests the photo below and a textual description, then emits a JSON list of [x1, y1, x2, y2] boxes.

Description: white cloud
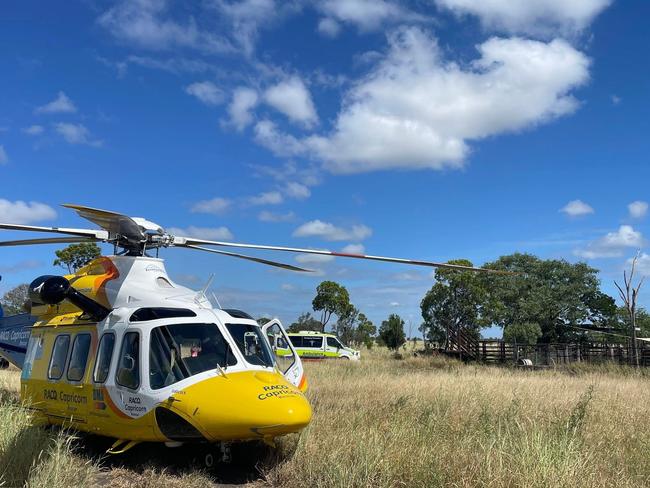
[[0, 146, 7, 164], [435, 0, 612, 36], [264, 77, 318, 127], [258, 210, 296, 222], [304, 29, 590, 174], [285, 181, 311, 200], [35, 91, 76, 114], [227, 87, 258, 130], [632, 253, 650, 277], [185, 81, 224, 106], [191, 197, 231, 214], [341, 243, 365, 254], [98, 0, 234, 54], [251, 160, 322, 188], [54, 123, 103, 147], [0, 199, 57, 224], [254, 28, 590, 174], [168, 225, 234, 240], [23, 125, 44, 135], [295, 253, 335, 264], [317, 17, 341, 37], [575, 225, 644, 259], [319, 0, 422, 31], [293, 220, 372, 241], [611, 95, 621, 105], [281, 283, 295, 291], [254, 120, 304, 157], [393, 271, 427, 281], [248, 191, 283, 205], [560, 199, 594, 217], [214, 0, 302, 57], [628, 201, 648, 219]]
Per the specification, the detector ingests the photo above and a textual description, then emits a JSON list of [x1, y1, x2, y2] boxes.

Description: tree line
[[420, 253, 649, 346], [2, 244, 646, 351]]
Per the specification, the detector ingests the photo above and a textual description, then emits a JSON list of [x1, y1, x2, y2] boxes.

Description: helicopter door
[[262, 320, 304, 389]]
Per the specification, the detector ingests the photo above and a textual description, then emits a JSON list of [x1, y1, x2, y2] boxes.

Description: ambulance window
[[303, 336, 323, 348], [93, 333, 115, 383], [116, 332, 140, 390], [289, 336, 303, 347], [67, 334, 91, 382], [48, 335, 70, 380], [327, 337, 341, 349]]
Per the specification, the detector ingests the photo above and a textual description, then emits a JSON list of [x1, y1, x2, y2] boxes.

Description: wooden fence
[[445, 327, 650, 366]]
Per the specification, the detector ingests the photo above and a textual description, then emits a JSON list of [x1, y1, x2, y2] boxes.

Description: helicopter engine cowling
[[29, 275, 111, 321]]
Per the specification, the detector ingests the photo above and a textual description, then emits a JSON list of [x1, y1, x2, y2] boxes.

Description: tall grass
[[1, 351, 649, 487], [264, 349, 650, 487], [0, 369, 97, 488]]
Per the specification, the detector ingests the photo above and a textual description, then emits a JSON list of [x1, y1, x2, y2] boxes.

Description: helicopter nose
[[160, 370, 312, 442]]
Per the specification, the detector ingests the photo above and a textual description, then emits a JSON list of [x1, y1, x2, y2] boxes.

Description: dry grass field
[[1, 349, 650, 487]]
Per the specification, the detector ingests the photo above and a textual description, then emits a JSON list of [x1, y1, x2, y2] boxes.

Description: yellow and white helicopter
[[0, 204, 492, 463]]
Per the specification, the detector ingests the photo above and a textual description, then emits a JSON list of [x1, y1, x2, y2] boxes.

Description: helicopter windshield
[[225, 323, 275, 368], [149, 323, 237, 390]]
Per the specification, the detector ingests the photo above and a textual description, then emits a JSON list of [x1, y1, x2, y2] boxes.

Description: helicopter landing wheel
[[220, 442, 232, 464], [203, 452, 215, 469]]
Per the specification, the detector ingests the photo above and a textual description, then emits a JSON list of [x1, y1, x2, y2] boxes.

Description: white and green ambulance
[[286, 331, 361, 360]]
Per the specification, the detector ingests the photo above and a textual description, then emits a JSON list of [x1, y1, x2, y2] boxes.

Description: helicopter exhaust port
[[29, 275, 111, 321]]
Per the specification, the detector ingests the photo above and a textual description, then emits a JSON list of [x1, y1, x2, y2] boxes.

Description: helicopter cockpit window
[[116, 332, 140, 390], [226, 323, 275, 368], [48, 334, 70, 380], [149, 323, 236, 390]]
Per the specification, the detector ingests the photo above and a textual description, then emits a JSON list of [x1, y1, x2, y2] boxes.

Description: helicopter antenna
[[211, 291, 222, 310], [194, 274, 215, 305]]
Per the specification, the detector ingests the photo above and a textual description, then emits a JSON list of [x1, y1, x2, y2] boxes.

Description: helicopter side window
[[149, 323, 236, 390], [225, 323, 275, 368], [93, 333, 115, 383], [48, 334, 70, 380], [116, 332, 140, 390], [67, 333, 91, 382]]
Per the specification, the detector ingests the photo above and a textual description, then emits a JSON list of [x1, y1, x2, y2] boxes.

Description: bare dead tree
[[614, 252, 645, 367]]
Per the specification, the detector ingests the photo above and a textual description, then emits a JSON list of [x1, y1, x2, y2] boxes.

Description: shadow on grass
[[72, 433, 296, 485]]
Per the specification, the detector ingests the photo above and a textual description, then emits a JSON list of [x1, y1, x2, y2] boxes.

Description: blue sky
[[1, 0, 648, 337]]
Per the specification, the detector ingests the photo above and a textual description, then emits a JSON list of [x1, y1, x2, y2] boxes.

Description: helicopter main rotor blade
[[0, 236, 99, 247], [0, 223, 109, 240], [174, 237, 504, 273], [62, 204, 146, 243], [180, 244, 314, 273]]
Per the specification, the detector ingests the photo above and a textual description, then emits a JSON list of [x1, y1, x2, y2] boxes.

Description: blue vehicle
[[0, 300, 35, 369]]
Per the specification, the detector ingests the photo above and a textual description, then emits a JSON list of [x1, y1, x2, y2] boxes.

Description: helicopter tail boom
[[0, 313, 34, 369]]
